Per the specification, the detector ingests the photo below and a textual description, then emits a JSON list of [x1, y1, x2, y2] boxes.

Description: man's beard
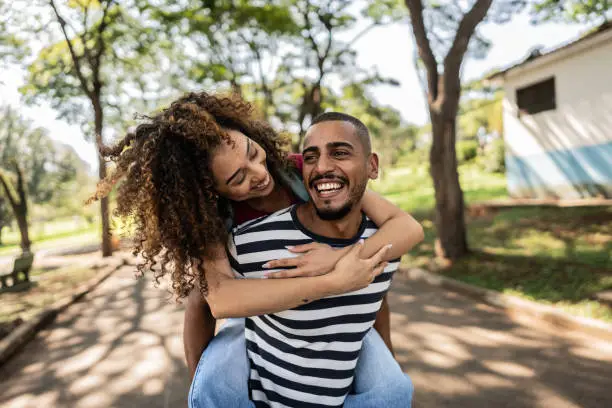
[[313, 178, 367, 221]]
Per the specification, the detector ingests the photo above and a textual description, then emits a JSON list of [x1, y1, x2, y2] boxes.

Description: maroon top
[[231, 154, 304, 225]]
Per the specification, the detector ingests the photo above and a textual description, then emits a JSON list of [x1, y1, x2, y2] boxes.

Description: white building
[[488, 23, 612, 199]]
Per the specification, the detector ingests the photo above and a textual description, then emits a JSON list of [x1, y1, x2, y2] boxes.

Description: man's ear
[[368, 152, 379, 180]]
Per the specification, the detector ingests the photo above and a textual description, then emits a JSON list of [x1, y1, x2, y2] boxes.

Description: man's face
[[302, 121, 378, 220]]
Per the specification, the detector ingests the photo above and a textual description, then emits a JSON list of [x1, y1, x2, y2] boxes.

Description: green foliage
[[0, 106, 83, 206], [456, 140, 479, 163], [5, 0, 175, 139], [530, 0, 612, 23]]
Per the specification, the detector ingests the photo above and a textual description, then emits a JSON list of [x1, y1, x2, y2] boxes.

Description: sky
[[0, 10, 590, 170]]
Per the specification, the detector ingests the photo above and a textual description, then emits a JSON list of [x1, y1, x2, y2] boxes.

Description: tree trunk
[[15, 210, 31, 253], [429, 109, 468, 259], [0, 171, 31, 253], [93, 96, 113, 257]]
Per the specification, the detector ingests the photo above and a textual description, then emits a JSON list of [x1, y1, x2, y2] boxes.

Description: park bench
[[0, 252, 34, 289]]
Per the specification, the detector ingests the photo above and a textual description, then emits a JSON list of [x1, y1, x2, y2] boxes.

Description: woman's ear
[[368, 152, 379, 180]]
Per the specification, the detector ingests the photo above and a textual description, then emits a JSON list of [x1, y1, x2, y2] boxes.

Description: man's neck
[[296, 202, 363, 240]]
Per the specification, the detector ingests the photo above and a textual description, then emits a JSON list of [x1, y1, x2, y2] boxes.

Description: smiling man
[[197, 112, 413, 408]]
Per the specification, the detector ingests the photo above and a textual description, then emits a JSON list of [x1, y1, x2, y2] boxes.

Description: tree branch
[[302, 1, 321, 59], [442, 0, 493, 103], [92, 0, 115, 81], [405, 0, 439, 102], [49, 0, 93, 98]]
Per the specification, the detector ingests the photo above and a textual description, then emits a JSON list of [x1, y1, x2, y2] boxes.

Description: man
[[189, 112, 413, 407]]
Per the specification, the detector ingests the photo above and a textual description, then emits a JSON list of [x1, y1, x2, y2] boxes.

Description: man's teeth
[[316, 183, 342, 192]]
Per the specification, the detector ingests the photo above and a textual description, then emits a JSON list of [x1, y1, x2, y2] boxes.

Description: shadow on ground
[[1, 265, 611, 408], [391, 277, 612, 408], [0, 265, 189, 408]]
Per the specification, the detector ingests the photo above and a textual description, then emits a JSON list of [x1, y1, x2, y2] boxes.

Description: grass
[[0, 264, 101, 325], [373, 163, 612, 323], [0, 226, 100, 256]]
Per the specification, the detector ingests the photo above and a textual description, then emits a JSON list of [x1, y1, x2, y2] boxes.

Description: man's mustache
[[308, 173, 348, 189]]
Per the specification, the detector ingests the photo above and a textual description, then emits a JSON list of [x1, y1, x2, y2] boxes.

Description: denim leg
[[188, 318, 255, 408], [344, 328, 414, 408]]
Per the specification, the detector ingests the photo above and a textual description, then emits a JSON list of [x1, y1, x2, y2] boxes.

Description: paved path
[[1, 265, 611, 407]]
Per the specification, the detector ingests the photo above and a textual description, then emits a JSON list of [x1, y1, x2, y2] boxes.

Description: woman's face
[[211, 129, 275, 202]]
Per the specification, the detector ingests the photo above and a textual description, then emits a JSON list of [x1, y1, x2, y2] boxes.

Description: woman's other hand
[[328, 240, 390, 293]]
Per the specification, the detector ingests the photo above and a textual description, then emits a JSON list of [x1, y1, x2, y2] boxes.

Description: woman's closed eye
[[234, 170, 247, 185]]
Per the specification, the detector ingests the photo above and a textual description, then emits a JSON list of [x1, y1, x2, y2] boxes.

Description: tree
[[282, 0, 401, 150], [402, 0, 525, 259], [158, 0, 399, 150], [4, 0, 172, 256], [0, 163, 30, 253], [0, 106, 82, 251]]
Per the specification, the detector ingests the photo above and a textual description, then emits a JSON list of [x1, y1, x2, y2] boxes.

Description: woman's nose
[[250, 163, 268, 186]]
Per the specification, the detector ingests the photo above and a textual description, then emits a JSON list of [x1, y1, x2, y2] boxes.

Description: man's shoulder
[[232, 205, 296, 237]]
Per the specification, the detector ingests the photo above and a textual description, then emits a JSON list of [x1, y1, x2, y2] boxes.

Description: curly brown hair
[[88, 91, 293, 299]]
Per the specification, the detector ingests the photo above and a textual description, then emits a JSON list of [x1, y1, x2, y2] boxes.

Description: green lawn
[[0, 226, 100, 256], [373, 164, 612, 322]]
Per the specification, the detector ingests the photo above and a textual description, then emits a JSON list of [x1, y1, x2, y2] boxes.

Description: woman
[[90, 91, 423, 406]]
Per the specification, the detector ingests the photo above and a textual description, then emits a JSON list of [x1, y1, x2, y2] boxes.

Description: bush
[[456, 140, 479, 163], [480, 138, 506, 173]]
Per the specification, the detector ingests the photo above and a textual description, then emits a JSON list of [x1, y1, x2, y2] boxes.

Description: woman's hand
[[327, 240, 391, 294], [263, 242, 345, 279]]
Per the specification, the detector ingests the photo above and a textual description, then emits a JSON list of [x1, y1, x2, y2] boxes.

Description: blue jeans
[[189, 318, 413, 408]]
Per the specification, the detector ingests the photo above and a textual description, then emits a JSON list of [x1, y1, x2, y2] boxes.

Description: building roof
[[487, 22, 612, 82]]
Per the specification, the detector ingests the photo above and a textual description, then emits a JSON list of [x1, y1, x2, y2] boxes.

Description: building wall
[[502, 38, 612, 199]]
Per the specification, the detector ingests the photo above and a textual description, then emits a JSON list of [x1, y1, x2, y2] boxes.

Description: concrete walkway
[[1, 265, 611, 407]]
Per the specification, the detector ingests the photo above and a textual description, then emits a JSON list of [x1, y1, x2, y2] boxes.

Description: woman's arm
[[359, 189, 424, 259], [264, 189, 424, 277], [205, 241, 389, 319], [183, 290, 216, 379]]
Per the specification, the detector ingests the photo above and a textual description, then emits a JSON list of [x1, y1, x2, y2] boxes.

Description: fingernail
[[262, 263, 270, 269], [285, 245, 294, 250], [358, 239, 364, 245], [386, 244, 393, 249], [263, 274, 269, 279]]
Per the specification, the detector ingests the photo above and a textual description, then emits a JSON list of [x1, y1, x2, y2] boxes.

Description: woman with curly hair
[[91, 91, 423, 406]]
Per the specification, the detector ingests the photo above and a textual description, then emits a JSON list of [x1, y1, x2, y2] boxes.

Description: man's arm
[[373, 294, 394, 355], [184, 289, 216, 379]]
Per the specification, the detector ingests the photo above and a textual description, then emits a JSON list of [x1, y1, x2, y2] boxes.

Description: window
[[516, 77, 556, 116]]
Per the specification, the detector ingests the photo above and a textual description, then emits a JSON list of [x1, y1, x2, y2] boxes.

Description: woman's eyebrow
[[226, 140, 250, 185]]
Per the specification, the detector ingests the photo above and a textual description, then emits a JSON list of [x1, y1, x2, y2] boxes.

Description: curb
[[400, 267, 612, 342], [0, 256, 130, 367]]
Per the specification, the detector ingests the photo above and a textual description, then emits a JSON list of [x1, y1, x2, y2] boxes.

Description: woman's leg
[[188, 318, 254, 408], [184, 290, 217, 378], [344, 328, 414, 408]]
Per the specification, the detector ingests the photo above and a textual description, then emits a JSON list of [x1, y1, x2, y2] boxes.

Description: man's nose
[[315, 154, 334, 174]]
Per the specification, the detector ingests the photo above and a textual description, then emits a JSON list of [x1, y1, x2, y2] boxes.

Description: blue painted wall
[[506, 141, 612, 199]]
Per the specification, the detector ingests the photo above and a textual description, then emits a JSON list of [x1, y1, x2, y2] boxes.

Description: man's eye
[[304, 155, 316, 163], [333, 151, 348, 157]]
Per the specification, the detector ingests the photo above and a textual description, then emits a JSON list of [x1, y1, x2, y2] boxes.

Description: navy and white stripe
[[228, 205, 399, 407]]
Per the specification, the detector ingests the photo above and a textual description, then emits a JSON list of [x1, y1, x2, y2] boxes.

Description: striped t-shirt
[[227, 205, 399, 407]]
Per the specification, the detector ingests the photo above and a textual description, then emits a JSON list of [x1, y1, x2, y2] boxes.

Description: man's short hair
[[310, 112, 371, 155]]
